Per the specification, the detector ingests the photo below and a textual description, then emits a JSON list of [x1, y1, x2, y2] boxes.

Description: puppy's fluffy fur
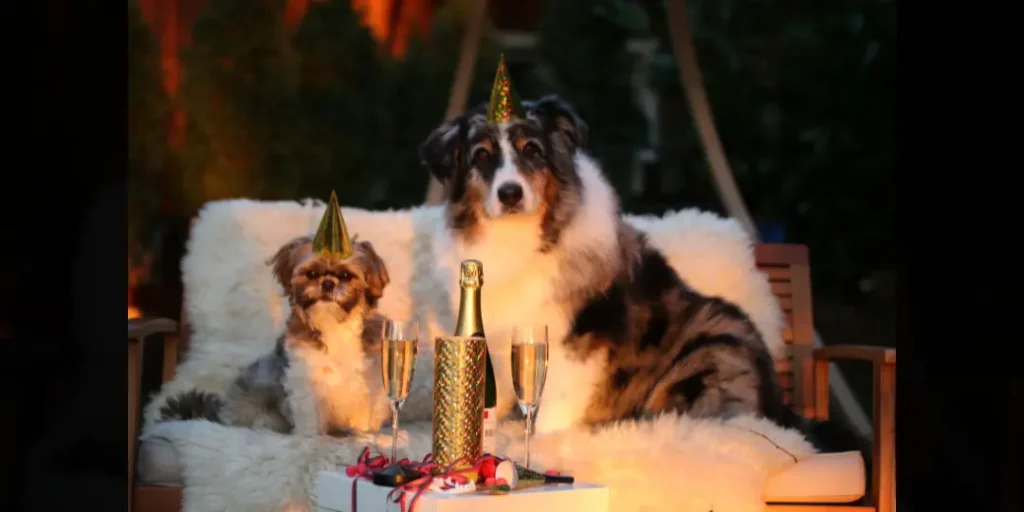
[[420, 95, 790, 434], [160, 236, 392, 436]]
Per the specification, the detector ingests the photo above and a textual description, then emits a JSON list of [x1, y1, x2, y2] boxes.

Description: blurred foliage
[[127, 0, 894, 305], [640, 0, 895, 302], [529, 0, 649, 193], [177, 0, 305, 214], [146, 0, 504, 211], [127, 1, 172, 261], [290, 0, 385, 204], [291, 0, 503, 208]]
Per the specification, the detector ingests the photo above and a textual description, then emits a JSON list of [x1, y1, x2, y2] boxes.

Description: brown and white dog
[[419, 95, 794, 435], [159, 235, 392, 437]]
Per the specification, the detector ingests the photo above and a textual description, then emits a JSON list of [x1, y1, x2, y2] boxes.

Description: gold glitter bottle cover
[[450, 260, 498, 455], [432, 335, 487, 467]]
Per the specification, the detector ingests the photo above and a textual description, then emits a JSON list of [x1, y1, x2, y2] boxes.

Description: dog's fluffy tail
[[157, 389, 224, 423]]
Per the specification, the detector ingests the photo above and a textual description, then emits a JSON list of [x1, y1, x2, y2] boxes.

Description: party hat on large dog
[[486, 54, 525, 124], [312, 191, 354, 260]]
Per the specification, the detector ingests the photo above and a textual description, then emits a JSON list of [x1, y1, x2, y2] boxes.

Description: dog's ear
[[356, 240, 390, 301], [527, 95, 589, 152], [419, 103, 486, 185], [266, 236, 311, 295], [419, 118, 464, 185]]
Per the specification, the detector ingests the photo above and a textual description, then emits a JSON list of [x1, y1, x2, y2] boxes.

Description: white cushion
[[764, 451, 865, 503], [136, 437, 184, 487], [139, 441, 867, 504]]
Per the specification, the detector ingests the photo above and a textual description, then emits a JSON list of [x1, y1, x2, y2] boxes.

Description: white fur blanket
[[141, 199, 808, 512]]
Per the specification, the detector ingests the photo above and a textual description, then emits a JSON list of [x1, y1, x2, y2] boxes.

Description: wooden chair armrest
[[812, 344, 896, 512], [813, 344, 896, 365], [128, 316, 180, 386], [128, 316, 181, 504], [129, 317, 178, 343]]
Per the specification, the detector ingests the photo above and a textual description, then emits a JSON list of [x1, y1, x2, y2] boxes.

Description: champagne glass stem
[[524, 405, 533, 468], [390, 401, 400, 462]]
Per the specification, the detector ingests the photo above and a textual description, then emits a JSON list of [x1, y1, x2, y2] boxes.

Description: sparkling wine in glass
[[511, 324, 549, 468], [375, 319, 420, 486]]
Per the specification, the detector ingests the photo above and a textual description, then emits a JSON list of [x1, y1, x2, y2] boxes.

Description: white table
[[314, 469, 609, 512]]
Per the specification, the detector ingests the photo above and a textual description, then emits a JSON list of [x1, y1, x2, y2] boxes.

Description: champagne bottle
[[453, 260, 498, 455]]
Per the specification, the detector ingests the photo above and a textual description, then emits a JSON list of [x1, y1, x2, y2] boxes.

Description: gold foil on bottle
[[432, 336, 487, 467], [459, 259, 483, 289]]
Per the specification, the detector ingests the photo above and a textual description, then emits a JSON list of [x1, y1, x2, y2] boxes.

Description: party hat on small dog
[[312, 191, 354, 260], [486, 54, 525, 124]]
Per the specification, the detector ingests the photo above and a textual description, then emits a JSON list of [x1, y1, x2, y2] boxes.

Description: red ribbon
[[343, 447, 389, 512], [342, 451, 508, 512]]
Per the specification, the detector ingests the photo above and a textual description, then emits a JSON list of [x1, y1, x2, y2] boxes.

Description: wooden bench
[[128, 243, 895, 512]]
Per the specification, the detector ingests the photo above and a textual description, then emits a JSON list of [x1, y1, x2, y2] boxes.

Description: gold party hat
[[312, 191, 354, 260], [486, 54, 525, 124]]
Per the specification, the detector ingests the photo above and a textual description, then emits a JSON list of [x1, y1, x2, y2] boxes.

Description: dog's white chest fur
[[464, 259, 602, 434], [432, 159, 620, 434], [285, 316, 390, 434]]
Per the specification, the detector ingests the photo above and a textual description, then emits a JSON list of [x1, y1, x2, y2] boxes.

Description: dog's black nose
[[497, 183, 523, 207], [321, 279, 336, 292]]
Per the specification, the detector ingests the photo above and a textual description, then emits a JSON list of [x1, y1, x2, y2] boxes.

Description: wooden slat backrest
[[755, 243, 816, 419]]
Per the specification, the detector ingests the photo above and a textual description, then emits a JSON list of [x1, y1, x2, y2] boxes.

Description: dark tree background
[[128, 1, 172, 266], [645, 0, 896, 308], [128, 0, 895, 353], [639, 0, 896, 403], [292, 0, 504, 208], [177, 0, 306, 212], [530, 0, 650, 194]]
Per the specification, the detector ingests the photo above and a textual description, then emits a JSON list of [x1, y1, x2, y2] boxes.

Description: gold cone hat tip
[[312, 191, 354, 260], [486, 54, 525, 124]]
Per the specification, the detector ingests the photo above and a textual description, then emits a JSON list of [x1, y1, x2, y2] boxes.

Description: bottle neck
[[454, 285, 485, 338]]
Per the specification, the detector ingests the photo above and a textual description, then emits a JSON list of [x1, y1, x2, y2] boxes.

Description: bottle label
[[482, 407, 498, 455]]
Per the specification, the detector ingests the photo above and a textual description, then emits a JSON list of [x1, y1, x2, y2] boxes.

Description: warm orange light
[[128, 283, 142, 319], [351, 0, 391, 45], [350, 0, 431, 57], [128, 253, 150, 320]]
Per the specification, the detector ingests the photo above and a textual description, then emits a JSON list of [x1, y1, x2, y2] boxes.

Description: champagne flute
[[375, 319, 420, 486], [511, 324, 549, 468]]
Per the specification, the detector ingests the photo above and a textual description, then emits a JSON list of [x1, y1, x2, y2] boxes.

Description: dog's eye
[[522, 141, 543, 158], [339, 271, 354, 282], [471, 148, 490, 166], [305, 270, 319, 280]]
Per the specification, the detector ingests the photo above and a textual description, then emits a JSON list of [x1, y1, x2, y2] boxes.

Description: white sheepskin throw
[[144, 415, 812, 512], [141, 199, 799, 512]]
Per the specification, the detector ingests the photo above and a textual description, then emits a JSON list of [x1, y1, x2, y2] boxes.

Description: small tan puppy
[[160, 196, 394, 437]]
